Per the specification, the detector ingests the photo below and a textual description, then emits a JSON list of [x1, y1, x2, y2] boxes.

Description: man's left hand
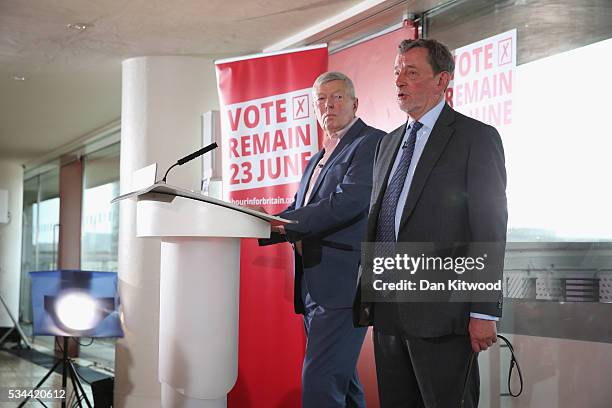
[[272, 225, 285, 234], [468, 318, 497, 352]]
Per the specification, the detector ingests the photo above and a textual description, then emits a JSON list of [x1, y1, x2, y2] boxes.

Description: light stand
[[17, 336, 92, 408]]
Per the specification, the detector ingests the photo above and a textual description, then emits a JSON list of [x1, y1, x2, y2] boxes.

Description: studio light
[[18, 270, 123, 408], [54, 290, 99, 331], [33, 270, 123, 338]]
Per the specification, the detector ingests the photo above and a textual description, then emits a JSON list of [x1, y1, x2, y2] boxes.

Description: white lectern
[[113, 182, 290, 408]]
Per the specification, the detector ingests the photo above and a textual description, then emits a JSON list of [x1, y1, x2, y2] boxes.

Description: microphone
[[160, 142, 218, 183]]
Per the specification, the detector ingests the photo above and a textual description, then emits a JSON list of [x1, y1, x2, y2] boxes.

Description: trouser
[[301, 288, 367, 408], [373, 330, 479, 408]]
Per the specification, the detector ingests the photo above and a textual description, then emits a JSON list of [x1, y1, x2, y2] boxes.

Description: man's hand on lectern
[[244, 205, 267, 214], [243, 205, 288, 229]]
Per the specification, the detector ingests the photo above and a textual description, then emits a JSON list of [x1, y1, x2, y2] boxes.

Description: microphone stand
[[161, 142, 218, 183]]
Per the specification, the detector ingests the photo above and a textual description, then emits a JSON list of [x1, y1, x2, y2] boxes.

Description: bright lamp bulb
[[54, 291, 99, 331]]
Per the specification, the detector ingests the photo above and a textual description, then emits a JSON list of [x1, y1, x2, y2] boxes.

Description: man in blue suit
[[258, 71, 384, 407]]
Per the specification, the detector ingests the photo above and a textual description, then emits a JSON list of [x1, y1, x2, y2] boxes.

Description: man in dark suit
[[354, 39, 507, 407], [258, 71, 384, 407]]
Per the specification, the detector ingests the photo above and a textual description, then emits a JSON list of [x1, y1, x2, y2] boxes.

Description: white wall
[[0, 160, 23, 327]]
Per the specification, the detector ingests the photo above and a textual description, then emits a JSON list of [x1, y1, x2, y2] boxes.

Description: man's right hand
[[469, 318, 497, 352]]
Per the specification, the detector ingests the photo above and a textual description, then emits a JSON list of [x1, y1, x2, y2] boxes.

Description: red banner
[[215, 45, 328, 408]]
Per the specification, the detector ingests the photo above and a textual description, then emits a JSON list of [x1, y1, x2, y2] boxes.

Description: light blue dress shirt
[[388, 98, 498, 322]]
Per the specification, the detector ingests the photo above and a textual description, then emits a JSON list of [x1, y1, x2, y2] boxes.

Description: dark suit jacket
[[260, 118, 384, 314], [354, 103, 507, 337]]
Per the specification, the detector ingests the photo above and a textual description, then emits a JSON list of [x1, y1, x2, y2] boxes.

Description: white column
[[0, 160, 23, 329], [115, 57, 219, 408]]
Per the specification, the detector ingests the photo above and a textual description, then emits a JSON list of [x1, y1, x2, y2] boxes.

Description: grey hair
[[398, 38, 455, 76], [312, 71, 356, 99]]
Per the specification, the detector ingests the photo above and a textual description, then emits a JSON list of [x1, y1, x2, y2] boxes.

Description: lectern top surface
[[111, 182, 294, 225]]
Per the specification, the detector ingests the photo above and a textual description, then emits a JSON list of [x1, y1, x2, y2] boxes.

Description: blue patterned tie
[[375, 121, 423, 243]]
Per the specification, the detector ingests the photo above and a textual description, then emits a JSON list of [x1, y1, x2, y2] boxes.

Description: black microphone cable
[[460, 334, 523, 407], [497, 334, 523, 397]]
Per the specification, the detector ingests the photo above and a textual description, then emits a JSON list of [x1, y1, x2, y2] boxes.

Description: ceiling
[[0, 0, 379, 162]]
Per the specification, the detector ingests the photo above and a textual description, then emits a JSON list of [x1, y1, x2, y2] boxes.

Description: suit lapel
[[369, 122, 408, 219], [398, 104, 455, 232], [305, 119, 366, 205], [297, 149, 324, 208]]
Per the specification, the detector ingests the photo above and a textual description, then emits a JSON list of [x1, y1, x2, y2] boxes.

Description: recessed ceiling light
[[66, 23, 93, 32], [11, 74, 26, 81]]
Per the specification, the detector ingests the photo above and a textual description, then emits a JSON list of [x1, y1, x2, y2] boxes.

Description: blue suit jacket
[[260, 118, 384, 314]]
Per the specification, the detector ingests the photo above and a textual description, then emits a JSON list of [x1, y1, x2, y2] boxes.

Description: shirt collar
[[407, 98, 445, 131]]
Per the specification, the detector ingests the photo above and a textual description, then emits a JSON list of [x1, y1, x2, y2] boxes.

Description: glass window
[[20, 166, 60, 322], [81, 143, 120, 272], [427, 0, 612, 243], [76, 143, 121, 372]]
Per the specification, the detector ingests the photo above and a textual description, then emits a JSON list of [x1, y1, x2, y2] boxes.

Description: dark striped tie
[[375, 121, 423, 243]]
